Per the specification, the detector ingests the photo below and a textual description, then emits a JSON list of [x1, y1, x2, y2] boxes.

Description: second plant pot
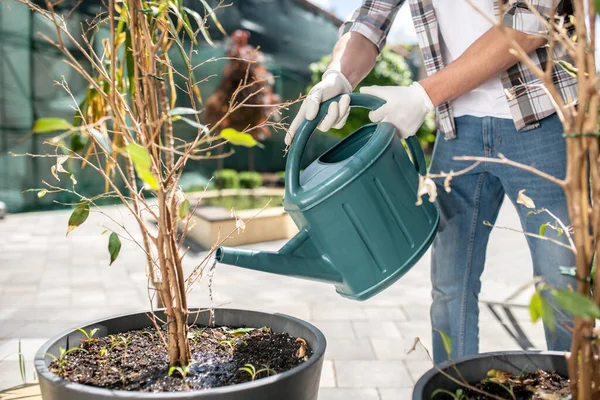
[[35, 308, 326, 400], [412, 350, 568, 399]]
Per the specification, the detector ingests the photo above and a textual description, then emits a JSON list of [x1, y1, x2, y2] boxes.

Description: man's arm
[[328, 32, 379, 89], [419, 27, 546, 107]]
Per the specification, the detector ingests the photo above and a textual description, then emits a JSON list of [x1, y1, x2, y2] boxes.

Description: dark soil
[[48, 325, 312, 392], [435, 369, 570, 399]]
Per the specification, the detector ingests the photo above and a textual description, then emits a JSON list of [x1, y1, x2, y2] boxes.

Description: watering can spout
[[215, 232, 342, 284]]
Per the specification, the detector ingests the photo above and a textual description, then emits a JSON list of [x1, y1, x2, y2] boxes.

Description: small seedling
[[76, 327, 100, 341], [187, 329, 205, 344], [219, 338, 247, 357], [431, 388, 471, 400], [46, 346, 88, 373], [238, 363, 276, 381], [219, 338, 236, 356], [99, 346, 108, 357], [110, 335, 132, 351], [77, 327, 100, 346], [18, 340, 26, 384], [227, 327, 254, 336], [168, 365, 190, 379], [140, 330, 155, 343]]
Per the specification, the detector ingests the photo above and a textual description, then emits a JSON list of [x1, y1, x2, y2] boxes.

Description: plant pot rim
[[413, 350, 567, 396], [34, 307, 327, 398]]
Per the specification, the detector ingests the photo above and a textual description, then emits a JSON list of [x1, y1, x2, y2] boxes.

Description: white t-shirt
[[432, 0, 512, 119]]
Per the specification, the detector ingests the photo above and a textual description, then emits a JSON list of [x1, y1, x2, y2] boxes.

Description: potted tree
[[19, 1, 326, 399], [413, 1, 599, 399]]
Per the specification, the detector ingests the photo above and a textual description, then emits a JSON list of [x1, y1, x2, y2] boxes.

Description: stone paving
[[0, 199, 546, 399]]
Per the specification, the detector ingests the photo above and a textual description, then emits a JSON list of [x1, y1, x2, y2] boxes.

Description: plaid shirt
[[340, 0, 578, 140]]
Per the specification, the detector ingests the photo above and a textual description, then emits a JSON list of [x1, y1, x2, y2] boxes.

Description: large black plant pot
[[35, 308, 326, 400], [413, 351, 568, 399]]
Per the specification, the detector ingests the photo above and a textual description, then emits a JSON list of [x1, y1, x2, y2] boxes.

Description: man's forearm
[[328, 32, 379, 89], [420, 27, 546, 107]]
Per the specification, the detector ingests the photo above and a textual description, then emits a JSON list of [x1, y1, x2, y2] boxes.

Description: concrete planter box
[[185, 188, 297, 249]]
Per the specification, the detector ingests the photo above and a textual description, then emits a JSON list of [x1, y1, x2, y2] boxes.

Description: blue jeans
[[428, 114, 575, 364]]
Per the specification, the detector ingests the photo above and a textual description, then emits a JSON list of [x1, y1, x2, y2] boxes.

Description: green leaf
[[556, 60, 578, 77], [220, 128, 264, 148], [434, 329, 452, 358], [32, 118, 73, 133], [88, 127, 112, 153], [178, 199, 190, 219], [540, 294, 556, 333], [137, 168, 160, 191], [37, 189, 47, 199], [431, 388, 459, 399], [179, 117, 209, 134], [169, 3, 197, 45], [199, 0, 226, 35], [125, 31, 135, 96], [125, 143, 152, 170], [70, 132, 88, 153], [67, 204, 90, 236], [595, 0, 600, 15], [124, 144, 159, 190], [183, 6, 213, 46], [539, 223, 548, 237], [229, 327, 254, 336], [168, 107, 201, 116], [108, 232, 122, 266], [552, 289, 600, 319], [529, 291, 542, 323]]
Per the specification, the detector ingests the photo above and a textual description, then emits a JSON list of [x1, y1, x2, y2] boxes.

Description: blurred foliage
[[239, 171, 263, 189], [214, 169, 240, 189], [203, 195, 282, 210], [308, 48, 436, 149]]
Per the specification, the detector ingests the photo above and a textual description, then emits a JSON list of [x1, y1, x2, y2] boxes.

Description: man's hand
[[360, 83, 434, 139], [285, 70, 352, 146]]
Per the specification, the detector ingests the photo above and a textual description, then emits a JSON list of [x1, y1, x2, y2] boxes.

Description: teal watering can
[[216, 93, 439, 301]]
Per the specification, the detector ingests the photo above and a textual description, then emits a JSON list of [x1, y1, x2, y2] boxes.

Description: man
[[287, 0, 577, 364]]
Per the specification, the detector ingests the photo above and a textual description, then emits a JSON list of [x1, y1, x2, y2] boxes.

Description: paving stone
[[0, 360, 37, 390], [319, 360, 336, 388], [395, 320, 432, 349], [311, 306, 366, 321], [335, 360, 413, 388], [310, 321, 355, 339], [371, 338, 430, 361], [378, 388, 415, 400], [404, 360, 434, 384], [318, 388, 380, 400], [325, 339, 375, 361], [352, 321, 402, 339], [400, 303, 432, 321], [363, 307, 408, 321]]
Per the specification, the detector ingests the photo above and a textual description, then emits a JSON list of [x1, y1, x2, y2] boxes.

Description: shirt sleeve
[[339, 0, 406, 52], [503, 0, 557, 37]]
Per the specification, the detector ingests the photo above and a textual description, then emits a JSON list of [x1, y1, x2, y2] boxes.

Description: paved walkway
[[0, 200, 545, 399]]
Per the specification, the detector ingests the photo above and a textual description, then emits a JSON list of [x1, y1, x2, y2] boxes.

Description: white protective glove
[[359, 83, 434, 139], [285, 69, 353, 145]]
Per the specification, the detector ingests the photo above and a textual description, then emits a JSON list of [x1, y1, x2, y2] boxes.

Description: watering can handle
[[286, 93, 427, 198]]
